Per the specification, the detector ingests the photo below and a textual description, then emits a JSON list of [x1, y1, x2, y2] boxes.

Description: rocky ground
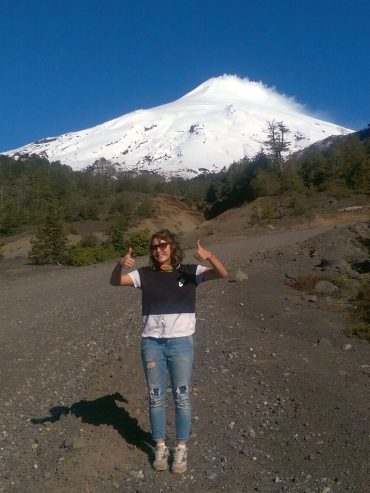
[[0, 222, 369, 493]]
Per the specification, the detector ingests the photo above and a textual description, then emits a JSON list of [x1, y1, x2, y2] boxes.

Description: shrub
[[123, 229, 151, 256], [80, 234, 100, 248], [67, 244, 116, 266], [250, 169, 281, 197], [290, 275, 319, 292], [109, 196, 135, 216], [288, 193, 309, 216], [249, 201, 277, 225], [290, 273, 358, 300], [346, 282, 370, 342], [78, 204, 98, 220], [357, 237, 370, 255], [29, 209, 68, 265], [280, 166, 305, 193], [107, 217, 130, 252], [345, 322, 370, 343]]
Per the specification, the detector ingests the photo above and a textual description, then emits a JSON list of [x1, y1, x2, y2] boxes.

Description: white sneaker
[[172, 445, 187, 474], [153, 444, 169, 471]]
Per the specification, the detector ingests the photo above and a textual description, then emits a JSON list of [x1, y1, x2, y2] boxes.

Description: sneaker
[[172, 445, 187, 474], [153, 444, 169, 471]]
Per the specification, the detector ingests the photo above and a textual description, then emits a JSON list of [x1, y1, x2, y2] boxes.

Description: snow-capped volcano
[[5, 75, 352, 178]]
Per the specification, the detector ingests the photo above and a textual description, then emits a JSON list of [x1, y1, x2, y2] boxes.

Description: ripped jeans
[[141, 335, 194, 441]]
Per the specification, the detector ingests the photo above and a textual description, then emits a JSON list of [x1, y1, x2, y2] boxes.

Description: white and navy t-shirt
[[128, 264, 209, 338]]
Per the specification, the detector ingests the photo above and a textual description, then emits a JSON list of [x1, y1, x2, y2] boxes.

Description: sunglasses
[[150, 242, 170, 251]]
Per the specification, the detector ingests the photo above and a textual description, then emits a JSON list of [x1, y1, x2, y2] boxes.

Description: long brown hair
[[149, 229, 184, 270]]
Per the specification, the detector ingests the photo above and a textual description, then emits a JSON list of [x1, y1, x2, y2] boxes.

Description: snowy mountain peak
[[4, 75, 353, 178], [180, 75, 303, 111]]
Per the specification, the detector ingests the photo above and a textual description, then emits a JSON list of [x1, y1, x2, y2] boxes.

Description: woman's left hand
[[194, 240, 212, 261]]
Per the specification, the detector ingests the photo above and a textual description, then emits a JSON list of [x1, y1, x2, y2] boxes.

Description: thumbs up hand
[[194, 240, 212, 262], [119, 247, 136, 269]]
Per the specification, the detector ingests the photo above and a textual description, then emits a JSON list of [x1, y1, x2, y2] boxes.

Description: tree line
[[203, 125, 370, 218], [1, 122, 369, 241], [0, 156, 156, 236]]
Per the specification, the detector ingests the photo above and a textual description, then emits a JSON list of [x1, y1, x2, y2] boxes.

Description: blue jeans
[[141, 335, 194, 441]]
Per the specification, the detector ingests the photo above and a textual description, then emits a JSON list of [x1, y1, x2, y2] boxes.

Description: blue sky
[[1, 0, 369, 152]]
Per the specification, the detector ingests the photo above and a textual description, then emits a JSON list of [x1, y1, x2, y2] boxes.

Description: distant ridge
[[4, 75, 353, 178]]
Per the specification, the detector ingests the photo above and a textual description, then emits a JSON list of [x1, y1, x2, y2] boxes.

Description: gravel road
[[0, 225, 369, 493]]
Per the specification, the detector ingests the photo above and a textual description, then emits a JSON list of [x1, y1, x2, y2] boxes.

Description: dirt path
[[0, 224, 369, 492]]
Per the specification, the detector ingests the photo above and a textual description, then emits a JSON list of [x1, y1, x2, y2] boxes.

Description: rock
[[303, 294, 317, 303], [229, 268, 248, 282], [319, 257, 350, 272], [317, 338, 333, 348], [285, 269, 298, 280], [348, 223, 370, 236], [71, 438, 85, 450], [248, 428, 256, 438], [320, 257, 341, 268], [129, 469, 144, 479], [314, 280, 339, 296], [342, 343, 352, 350], [205, 470, 218, 480], [305, 453, 316, 461]]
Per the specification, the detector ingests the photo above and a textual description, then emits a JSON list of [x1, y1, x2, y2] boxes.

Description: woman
[[110, 229, 228, 473]]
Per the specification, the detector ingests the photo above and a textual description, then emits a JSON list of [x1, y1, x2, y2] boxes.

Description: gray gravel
[[0, 225, 369, 492]]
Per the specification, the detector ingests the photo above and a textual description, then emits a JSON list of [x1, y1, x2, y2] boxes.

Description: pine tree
[[29, 208, 68, 264], [107, 216, 130, 252], [250, 169, 281, 197]]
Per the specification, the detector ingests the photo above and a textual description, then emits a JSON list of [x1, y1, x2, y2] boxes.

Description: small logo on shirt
[[178, 277, 185, 287]]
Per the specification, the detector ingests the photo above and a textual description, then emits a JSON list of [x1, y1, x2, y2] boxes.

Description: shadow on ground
[[31, 392, 152, 458]]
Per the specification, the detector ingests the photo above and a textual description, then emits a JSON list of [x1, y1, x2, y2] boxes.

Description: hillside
[[2, 189, 369, 262], [0, 196, 202, 260]]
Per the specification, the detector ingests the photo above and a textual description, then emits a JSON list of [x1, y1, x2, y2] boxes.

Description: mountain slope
[[4, 75, 352, 178]]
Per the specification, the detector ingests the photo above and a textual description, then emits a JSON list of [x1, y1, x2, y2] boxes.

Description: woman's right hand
[[119, 247, 136, 269]]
